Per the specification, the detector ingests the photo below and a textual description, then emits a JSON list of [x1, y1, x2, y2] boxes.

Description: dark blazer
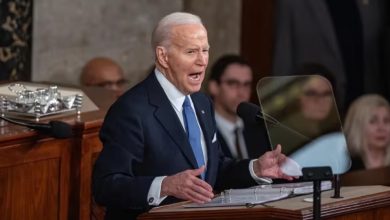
[[93, 73, 257, 220], [217, 119, 271, 159]]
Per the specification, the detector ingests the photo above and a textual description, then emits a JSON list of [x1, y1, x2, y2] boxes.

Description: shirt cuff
[[249, 159, 273, 184], [147, 176, 168, 206]]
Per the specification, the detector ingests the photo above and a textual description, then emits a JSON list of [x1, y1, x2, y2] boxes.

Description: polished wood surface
[[138, 167, 390, 220], [0, 137, 72, 220], [0, 85, 112, 220], [341, 166, 390, 186], [139, 186, 390, 220], [2, 83, 390, 220]]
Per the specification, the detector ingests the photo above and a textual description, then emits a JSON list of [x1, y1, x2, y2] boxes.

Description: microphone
[[237, 102, 309, 140], [0, 116, 73, 139], [237, 102, 264, 123]]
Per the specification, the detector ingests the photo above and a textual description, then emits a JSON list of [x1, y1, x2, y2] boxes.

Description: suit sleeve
[[92, 99, 154, 211]]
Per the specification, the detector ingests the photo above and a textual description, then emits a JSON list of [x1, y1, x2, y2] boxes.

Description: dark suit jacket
[[217, 118, 271, 159], [93, 73, 257, 220]]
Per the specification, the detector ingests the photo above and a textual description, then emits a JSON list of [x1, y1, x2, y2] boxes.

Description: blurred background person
[[272, 0, 387, 112], [298, 76, 335, 129], [293, 62, 342, 114], [208, 54, 270, 159], [80, 57, 128, 98], [294, 63, 339, 123], [263, 73, 340, 156], [344, 94, 390, 170]]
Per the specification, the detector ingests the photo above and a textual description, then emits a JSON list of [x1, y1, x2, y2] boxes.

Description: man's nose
[[196, 53, 208, 66], [237, 87, 250, 99]]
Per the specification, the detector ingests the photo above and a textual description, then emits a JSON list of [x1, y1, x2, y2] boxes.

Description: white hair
[[151, 12, 203, 49]]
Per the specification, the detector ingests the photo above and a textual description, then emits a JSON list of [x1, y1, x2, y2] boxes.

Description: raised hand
[[253, 144, 294, 180]]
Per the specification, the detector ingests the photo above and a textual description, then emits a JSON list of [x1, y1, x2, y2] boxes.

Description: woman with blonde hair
[[344, 94, 390, 170]]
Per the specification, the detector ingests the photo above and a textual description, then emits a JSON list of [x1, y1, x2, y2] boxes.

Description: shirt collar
[[215, 112, 244, 133], [155, 68, 186, 112]]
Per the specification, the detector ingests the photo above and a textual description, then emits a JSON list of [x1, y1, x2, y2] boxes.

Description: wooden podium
[[2, 83, 390, 220], [139, 185, 390, 220], [341, 166, 390, 187], [0, 86, 111, 220]]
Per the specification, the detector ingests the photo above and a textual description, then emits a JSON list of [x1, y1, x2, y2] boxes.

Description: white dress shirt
[[215, 112, 248, 159], [147, 69, 272, 206], [147, 69, 207, 205]]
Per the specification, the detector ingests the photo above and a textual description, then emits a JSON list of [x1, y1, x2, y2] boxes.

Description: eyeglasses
[[303, 90, 332, 98], [97, 79, 129, 89], [219, 79, 252, 89]]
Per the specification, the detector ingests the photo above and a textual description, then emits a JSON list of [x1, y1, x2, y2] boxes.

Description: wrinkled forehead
[[169, 24, 209, 46]]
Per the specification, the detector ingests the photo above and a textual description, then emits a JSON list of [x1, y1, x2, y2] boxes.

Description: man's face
[[211, 64, 253, 115], [93, 66, 127, 97], [160, 24, 209, 95], [83, 60, 127, 98]]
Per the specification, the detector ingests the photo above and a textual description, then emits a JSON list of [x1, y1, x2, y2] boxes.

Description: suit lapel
[[146, 74, 198, 168], [193, 98, 213, 145], [191, 93, 216, 182]]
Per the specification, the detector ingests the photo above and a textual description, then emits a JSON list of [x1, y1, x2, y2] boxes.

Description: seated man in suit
[[80, 57, 128, 98], [208, 55, 270, 159], [93, 12, 292, 220]]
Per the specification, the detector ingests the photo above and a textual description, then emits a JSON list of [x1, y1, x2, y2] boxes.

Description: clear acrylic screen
[[257, 75, 351, 174]]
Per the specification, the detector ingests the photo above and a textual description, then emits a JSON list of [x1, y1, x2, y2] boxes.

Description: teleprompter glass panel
[[257, 75, 351, 174]]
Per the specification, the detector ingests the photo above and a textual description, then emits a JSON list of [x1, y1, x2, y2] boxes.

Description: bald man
[[80, 57, 128, 98]]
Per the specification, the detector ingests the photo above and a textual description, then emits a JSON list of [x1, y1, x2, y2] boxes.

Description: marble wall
[[32, 0, 241, 88], [185, 0, 241, 72], [0, 0, 32, 81]]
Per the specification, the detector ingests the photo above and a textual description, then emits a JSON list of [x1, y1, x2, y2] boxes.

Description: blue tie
[[182, 96, 206, 179]]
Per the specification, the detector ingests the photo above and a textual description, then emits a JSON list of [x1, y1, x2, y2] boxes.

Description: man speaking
[[93, 12, 292, 220]]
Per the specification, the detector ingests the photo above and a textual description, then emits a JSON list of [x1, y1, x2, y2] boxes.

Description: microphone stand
[[0, 115, 73, 138], [302, 166, 333, 220], [331, 174, 343, 198]]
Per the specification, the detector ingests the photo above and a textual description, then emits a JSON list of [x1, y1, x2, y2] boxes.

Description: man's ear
[[156, 46, 169, 68], [208, 80, 220, 97]]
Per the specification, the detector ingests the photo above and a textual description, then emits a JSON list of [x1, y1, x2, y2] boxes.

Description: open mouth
[[189, 72, 202, 81]]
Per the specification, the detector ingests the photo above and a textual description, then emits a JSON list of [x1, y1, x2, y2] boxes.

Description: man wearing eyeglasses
[[80, 57, 128, 98], [208, 55, 270, 160]]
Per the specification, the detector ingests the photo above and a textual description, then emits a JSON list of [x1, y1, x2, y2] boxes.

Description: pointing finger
[[274, 144, 282, 154]]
